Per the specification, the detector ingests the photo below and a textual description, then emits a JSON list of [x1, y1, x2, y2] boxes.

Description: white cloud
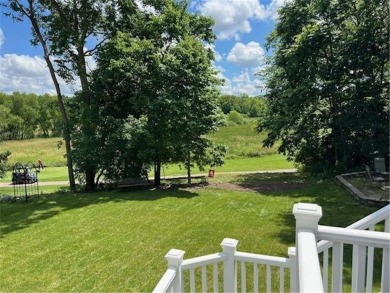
[[195, 0, 291, 39], [0, 54, 77, 96], [197, 0, 266, 40], [227, 42, 265, 67], [232, 71, 264, 95], [0, 28, 4, 48], [217, 70, 265, 96], [265, 0, 291, 20]]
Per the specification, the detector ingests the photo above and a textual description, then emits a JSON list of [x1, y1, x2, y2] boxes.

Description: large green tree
[[259, 0, 389, 172], [2, 0, 120, 190], [85, 0, 224, 186]]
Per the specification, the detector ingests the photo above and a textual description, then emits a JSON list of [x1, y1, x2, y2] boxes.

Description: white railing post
[[221, 238, 238, 293], [288, 247, 298, 293], [165, 249, 185, 292], [293, 203, 323, 292]]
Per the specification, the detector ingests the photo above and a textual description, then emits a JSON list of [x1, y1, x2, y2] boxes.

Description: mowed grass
[[0, 173, 380, 292], [0, 167, 70, 183], [0, 155, 294, 183], [158, 154, 294, 177]]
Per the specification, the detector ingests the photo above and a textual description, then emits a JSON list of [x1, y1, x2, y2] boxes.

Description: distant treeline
[[0, 92, 63, 140], [0, 92, 265, 140], [218, 94, 265, 117]]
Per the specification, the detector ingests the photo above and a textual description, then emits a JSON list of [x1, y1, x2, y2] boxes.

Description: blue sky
[[0, 0, 284, 96]]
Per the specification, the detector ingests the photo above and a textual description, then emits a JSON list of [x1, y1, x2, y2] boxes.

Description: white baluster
[[332, 242, 343, 292], [241, 261, 246, 293], [288, 247, 298, 293], [213, 263, 218, 293], [266, 265, 271, 293], [202, 266, 207, 292], [190, 269, 195, 293], [322, 249, 329, 292], [381, 218, 389, 293], [351, 244, 367, 292], [253, 264, 258, 293], [366, 226, 375, 292], [279, 267, 284, 293]]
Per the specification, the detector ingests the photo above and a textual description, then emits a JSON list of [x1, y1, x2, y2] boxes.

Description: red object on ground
[[208, 169, 215, 178]]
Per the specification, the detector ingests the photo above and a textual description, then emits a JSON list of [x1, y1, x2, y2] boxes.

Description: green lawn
[[0, 167, 70, 183], [0, 173, 379, 292], [0, 155, 294, 184]]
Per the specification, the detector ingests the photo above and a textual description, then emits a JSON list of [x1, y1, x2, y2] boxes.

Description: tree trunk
[[43, 54, 76, 191], [187, 149, 191, 186], [154, 159, 161, 187], [20, 0, 76, 190], [77, 46, 97, 191], [41, 58, 74, 190], [53, 79, 76, 190], [85, 169, 96, 191]]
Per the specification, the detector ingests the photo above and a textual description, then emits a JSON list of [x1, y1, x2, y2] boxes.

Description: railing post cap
[[165, 249, 185, 267], [221, 238, 239, 248], [288, 246, 296, 256], [293, 203, 322, 218]]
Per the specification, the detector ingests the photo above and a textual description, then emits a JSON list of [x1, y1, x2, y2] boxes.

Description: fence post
[[293, 203, 323, 292], [221, 238, 238, 293], [288, 247, 298, 293], [165, 249, 185, 292]]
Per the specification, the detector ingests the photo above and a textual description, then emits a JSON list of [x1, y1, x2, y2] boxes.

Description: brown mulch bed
[[207, 182, 306, 193]]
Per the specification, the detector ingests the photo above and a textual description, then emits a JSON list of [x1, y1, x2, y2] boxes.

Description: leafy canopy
[[259, 0, 389, 172]]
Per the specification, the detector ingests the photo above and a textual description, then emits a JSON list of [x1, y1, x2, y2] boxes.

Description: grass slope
[[0, 120, 281, 168], [0, 121, 293, 183], [0, 138, 66, 167], [0, 174, 380, 292], [208, 119, 279, 159]]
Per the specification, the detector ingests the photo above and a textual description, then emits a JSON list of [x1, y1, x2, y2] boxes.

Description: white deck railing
[[316, 204, 390, 292], [153, 203, 390, 292], [153, 238, 292, 293]]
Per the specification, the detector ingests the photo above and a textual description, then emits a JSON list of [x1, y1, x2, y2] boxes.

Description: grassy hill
[[208, 119, 279, 159], [1, 119, 279, 166], [0, 137, 66, 167], [0, 120, 292, 182]]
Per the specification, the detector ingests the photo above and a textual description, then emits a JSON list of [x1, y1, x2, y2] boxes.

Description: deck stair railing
[[315, 204, 390, 292], [153, 203, 390, 292]]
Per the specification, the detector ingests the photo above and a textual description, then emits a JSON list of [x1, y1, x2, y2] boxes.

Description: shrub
[[227, 110, 244, 125]]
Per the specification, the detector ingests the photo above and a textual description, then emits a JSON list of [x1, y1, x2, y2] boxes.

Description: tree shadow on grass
[[0, 186, 199, 238], [226, 173, 379, 243], [229, 173, 384, 289]]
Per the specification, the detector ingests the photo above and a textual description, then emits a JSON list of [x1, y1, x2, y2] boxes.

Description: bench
[[117, 177, 152, 189], [164, 175, 207, 183]]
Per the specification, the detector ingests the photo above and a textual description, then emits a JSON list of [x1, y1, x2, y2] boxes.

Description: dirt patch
[[208, 182, 306, 193]]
